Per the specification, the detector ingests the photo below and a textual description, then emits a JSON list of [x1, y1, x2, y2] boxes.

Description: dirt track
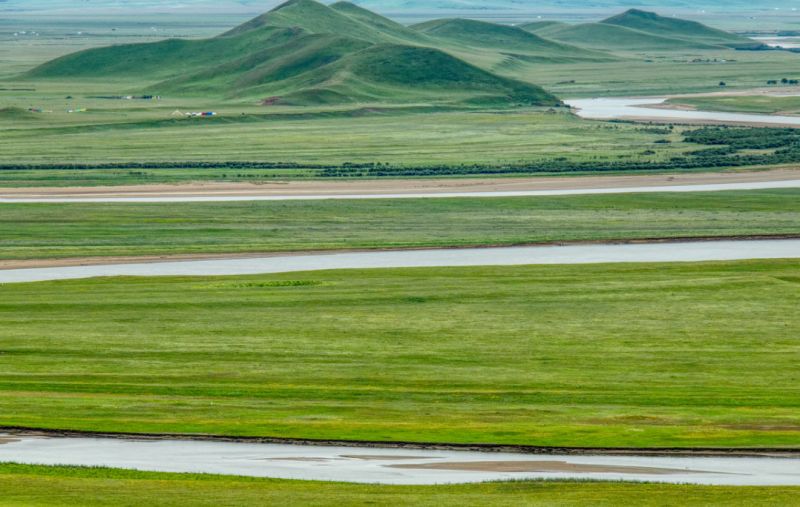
[[2, 168, 799, 199]]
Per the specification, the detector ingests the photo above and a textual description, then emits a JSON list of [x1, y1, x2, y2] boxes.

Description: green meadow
[[2, 190, 799, 261], [1, 260, 798, 447], [0, 464, 798, 507]]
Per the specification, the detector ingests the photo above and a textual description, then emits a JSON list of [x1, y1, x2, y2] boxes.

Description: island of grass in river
[[0, 464, 798, 507], [1, 260, 798, 448], [1, 190, 799, 261]]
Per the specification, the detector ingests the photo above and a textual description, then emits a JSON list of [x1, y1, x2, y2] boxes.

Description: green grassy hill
[[601, 9, 761, 49], [413, 18, 603, 62], [530, 22, 721, 51], [27, 0, 559, 107], [328, 1, 433, 45]]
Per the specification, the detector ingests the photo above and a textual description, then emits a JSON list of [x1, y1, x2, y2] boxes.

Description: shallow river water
[[1, 239, 799, 284], [566, 97, 800, 126], [0, 434, 798, 486]]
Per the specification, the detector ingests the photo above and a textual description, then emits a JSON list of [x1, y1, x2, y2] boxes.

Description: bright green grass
[[1, 260, 798, 447], [668, 94, 800, 114], [2, 190, 799, 261], [0, 464, 798, 507]]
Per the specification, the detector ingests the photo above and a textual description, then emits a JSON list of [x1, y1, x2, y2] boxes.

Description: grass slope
[[2, 190, 799, 261], [530, 23, 721, 51], [1, 465, 799, 507], [329, 1, 433, 45], [602, 9, 760, 49], [413, 18, 604, 62], [24, 0, 559, 106], [1, 260, 798, 447]]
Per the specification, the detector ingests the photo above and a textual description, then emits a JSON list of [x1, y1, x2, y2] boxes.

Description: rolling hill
[[528, 22, 721, 51], [521, 9, 761, 51], [603, 9, 761, 49], [412, 18, 604, 62], [27, 0, 560, 107]]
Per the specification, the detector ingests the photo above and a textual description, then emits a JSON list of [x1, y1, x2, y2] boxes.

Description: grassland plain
[[0, 465, 798, 507], [0, 108, 691, 166], [1, 190, 799, 261], [1, 260, 798, 447]]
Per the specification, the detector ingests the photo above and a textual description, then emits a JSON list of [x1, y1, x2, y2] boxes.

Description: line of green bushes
[[2, 127, 798, 178]]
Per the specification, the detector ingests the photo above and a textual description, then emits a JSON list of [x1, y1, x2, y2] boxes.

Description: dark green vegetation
[[1, 465, 799, 507], [25, 0, 559, 107], [1, 260, 799, 447], [2, 190, 799, 261]]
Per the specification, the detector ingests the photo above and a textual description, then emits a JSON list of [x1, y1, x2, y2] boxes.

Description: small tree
[[719, 81, 727, 87]]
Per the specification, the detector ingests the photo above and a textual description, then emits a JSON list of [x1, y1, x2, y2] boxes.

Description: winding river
[[1, 433, 798, 486], [3, 95, 800, 485], [566, 97, 800, 126], [1, 239, 799, 284]]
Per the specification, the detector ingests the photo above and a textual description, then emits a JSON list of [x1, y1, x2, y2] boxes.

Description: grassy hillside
[[329, 1, 432, 45], [24, 0, 559, 106], [602, 9, 761, 49], [413, 18, 604, 62], [531, 23, 721, 51]]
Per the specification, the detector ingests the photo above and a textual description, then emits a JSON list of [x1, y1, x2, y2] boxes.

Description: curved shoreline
[[1, 238, 799, 284], [3, 234, 800, 271], [2, 427, 797, 458]]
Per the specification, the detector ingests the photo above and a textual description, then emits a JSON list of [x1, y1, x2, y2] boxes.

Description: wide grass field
[[0, 104, 688, 167], [1, 190, 799, 261], [0, 465, 798, 507], [1, 260, 798, 447]]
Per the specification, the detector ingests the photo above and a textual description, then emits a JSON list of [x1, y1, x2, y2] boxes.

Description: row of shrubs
[[3, 127, 799, 177]]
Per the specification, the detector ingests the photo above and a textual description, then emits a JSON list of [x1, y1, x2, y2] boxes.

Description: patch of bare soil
[[3, 168, 800, 199], [0, 437, 20, 445], [387, 460, 700, 475]]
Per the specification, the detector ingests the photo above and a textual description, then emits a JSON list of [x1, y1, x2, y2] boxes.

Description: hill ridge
[[27, 0, 560, 107]]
